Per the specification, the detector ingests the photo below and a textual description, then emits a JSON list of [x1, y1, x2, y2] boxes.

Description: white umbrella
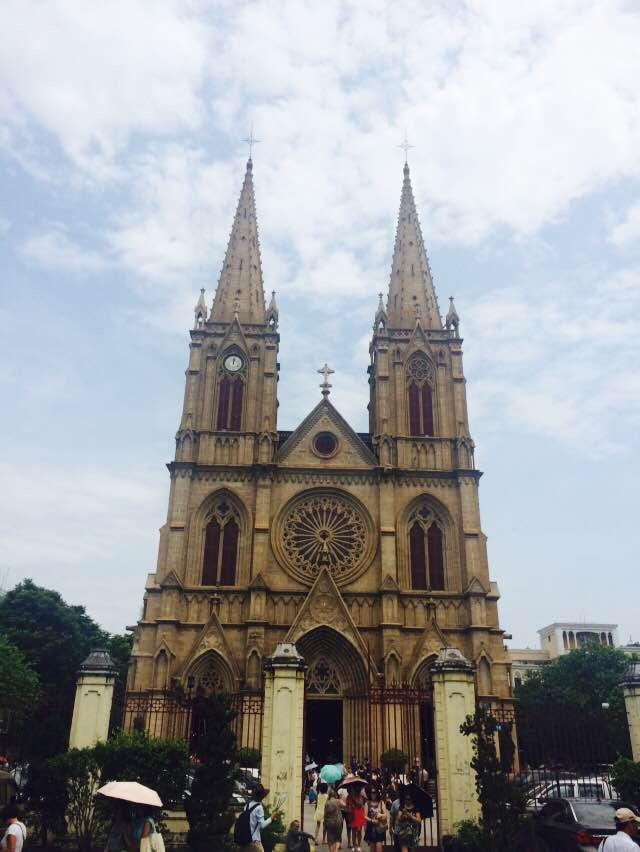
[[97, 781, 163, 807]]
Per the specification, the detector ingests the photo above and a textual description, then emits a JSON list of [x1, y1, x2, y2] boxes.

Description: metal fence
[[121, 688, 264, 756], [481, 699, 632, 811]]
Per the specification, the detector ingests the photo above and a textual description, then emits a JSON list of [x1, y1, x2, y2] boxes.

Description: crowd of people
[[302, 755, 434, 852]]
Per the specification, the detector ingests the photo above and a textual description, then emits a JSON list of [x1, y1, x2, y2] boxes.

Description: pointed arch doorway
[[296, 627, 369, 767]]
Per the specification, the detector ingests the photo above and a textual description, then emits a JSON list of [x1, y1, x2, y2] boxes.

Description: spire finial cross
[[317, 363, 335, 397], [243, 123, 261, 159], [398, 129, 414, 163]]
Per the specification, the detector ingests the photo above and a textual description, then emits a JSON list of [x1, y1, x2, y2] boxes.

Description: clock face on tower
[[223, 354, 244, 373]]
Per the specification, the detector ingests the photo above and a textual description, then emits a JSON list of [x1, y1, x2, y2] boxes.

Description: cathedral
[[127, 155, 513, 769]]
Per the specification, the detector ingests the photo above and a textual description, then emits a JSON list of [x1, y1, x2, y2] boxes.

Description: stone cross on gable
[[317, 363, 335, 397]]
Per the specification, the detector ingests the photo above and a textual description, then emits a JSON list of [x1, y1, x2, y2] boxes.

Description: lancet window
[[408, 504, 445, 591], [216, 352, 246, 431], [202, 498, 240, 586], [407, 353, 435, 436]]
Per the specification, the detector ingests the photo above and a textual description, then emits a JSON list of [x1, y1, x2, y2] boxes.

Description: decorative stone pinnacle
[[317, 363, 335, 397]]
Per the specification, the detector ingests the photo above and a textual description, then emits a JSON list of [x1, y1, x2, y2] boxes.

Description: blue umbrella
[[319, 763, 344, 784]]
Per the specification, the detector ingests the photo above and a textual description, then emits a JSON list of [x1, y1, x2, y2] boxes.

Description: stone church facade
[[127, 156, 512, 767]]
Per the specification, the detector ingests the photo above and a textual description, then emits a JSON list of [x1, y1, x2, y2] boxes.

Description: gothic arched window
[[408, 504, 445, 591], [216, 353, 246, 431], [202, 498, 240, 586], [407, 353, 435, 436]]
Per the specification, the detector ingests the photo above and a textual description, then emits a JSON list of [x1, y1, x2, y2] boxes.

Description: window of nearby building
[[408, 503, 445, 591], [202, 498, 240, 585], [407, 353, 435, 436]]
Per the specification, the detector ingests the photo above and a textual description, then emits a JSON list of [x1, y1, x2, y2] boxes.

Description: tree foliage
[[186, 694, 238, 852], [0, 632, 39, 719], [0, 579, 131, 757], [610, 757, 640, 807], [380, 748, 408, 774], [94, 731, 189, 808], [515, 645, 629, 713], [459, 708, 527, 852], [48, 749, 106, 852]]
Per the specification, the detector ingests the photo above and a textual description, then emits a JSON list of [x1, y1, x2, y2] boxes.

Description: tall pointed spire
[[210, 158, 266, 325], [386, 162, 442, 329]]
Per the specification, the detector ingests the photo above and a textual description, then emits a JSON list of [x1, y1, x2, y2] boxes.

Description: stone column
[[69, 650, 118, 749], [621, 661, 640, 762], [432, 648, 480, 835], [260, 643, 306, 828]]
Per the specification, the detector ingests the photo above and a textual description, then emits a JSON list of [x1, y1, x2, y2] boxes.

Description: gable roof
[[278, 397, 377, 467]]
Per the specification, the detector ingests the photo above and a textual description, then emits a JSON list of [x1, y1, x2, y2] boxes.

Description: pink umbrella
[[97, 781, 163, 807]]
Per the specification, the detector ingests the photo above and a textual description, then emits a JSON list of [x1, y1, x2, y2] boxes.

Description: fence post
[[621, 661, 640, 762], [432, 648, 480, 836], [260, 643, 306, 828], [69, 650, 117, 749]]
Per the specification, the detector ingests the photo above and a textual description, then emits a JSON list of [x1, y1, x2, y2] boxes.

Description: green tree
[[460, 708, 527, 852], [0, 633, 39, 722], [185, 694, 238, 852], [0, 580, 107, 696], [516, 644, 629, 713], [48, 749, 106, 852], [610, 757, 640, 807], [0, 580, 131, 757], [94, 731, 189, 808]]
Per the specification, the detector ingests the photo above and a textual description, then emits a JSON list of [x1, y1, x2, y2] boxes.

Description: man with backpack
[[234, 785, 279, 852]]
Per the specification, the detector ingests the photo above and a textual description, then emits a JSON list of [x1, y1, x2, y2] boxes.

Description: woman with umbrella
[[342, 775, 366, 852], [98, 783, 163, 852], [393, 793, 421, 852]]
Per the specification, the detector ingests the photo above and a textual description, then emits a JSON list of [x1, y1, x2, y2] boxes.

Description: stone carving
[[306, 658, 341, 695], [407, 353, 434, 385], [277, 491, 371, 585]]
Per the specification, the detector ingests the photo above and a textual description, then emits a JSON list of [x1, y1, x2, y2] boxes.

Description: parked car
[[527, 776, 616, 811], [532, 798, 638, 851]]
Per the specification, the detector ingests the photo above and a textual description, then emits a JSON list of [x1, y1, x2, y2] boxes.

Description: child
[[285, 819, 314, 852]]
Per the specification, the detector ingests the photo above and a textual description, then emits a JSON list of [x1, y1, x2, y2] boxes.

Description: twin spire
[[209, 158, 266, 325], [201, 157, 444, 332], [386, 162, 442, 329]]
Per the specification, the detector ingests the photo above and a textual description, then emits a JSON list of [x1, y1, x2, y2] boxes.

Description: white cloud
[[0, 0, 207, 174], [0, 460, 165, 629], [609, 202, 640, 246], [464, 264, 640, 456], [22, 228, 107, 272]]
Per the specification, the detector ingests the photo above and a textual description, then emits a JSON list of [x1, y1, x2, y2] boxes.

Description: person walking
[[0, 806, 26, 852], [324, 790, 346, 852], [363, 786, 387, 852], [314, 782, 329, 847], [345, 783, 366, 852], [237, 785, 277, 852], [393, 795, 421, 852], [598, 808, 640, 850]]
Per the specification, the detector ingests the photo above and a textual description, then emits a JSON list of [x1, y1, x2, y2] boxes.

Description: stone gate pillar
[[432, 648, 480, 835], [69, 650, 117, 749], [621, 661, 640, 761], [260, 643, 306, 828]]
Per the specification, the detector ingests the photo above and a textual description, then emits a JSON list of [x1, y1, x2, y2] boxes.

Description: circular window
[[313, 431, 338, 457], [273, 489, 375, 586]]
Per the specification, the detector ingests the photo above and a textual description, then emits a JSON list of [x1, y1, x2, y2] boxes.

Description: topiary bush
[[380, 748, 408, 774]]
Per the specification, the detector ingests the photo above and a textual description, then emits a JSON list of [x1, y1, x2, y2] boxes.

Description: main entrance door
[[305, 699, 343, 765]]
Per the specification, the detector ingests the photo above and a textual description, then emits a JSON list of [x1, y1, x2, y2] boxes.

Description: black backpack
[[233, 802, 260, 845]]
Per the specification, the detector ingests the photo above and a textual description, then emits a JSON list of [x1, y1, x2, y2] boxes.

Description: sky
[[1, 0, 639, 649]]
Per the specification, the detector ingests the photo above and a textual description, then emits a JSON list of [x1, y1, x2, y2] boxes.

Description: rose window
[[276, 491, 373, 585]]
